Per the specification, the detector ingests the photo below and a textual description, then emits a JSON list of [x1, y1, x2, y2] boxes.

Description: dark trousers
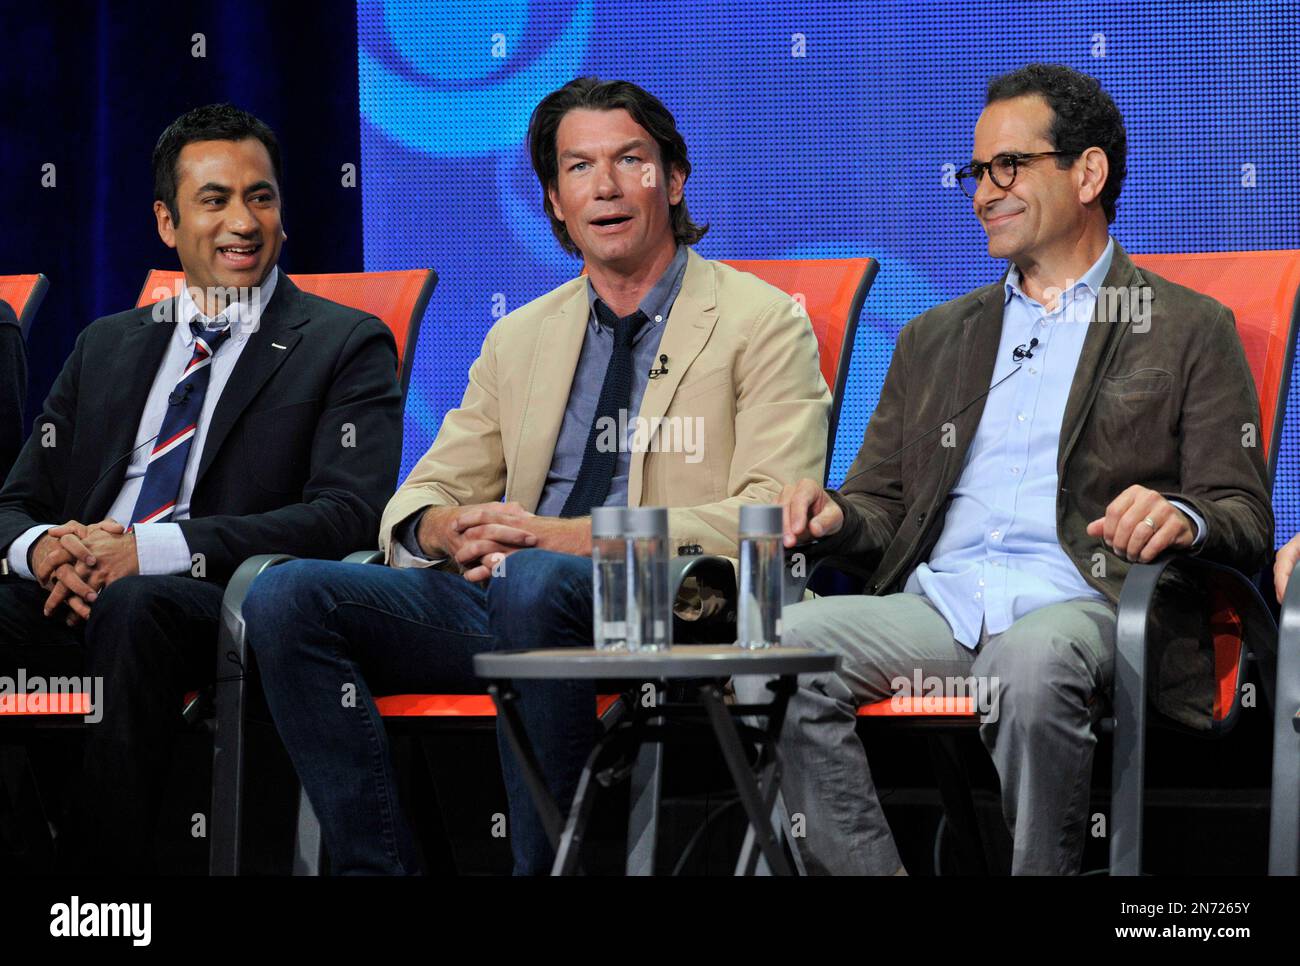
[[0, 573, 222, 872], [243, 549, 596, 875]]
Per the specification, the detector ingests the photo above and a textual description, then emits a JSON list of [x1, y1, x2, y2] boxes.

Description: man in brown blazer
[[738, 64, 1271, 875], [242, 78, 829, 874]]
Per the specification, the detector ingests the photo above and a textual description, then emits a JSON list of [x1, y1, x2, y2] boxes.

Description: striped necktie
[[129, 319, 233, 527]]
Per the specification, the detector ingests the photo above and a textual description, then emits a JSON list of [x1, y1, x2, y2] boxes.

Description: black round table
[[474, 645, 837, 876]]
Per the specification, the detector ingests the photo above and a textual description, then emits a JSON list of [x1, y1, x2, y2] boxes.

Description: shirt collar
[[1003, 236, 1115, 307], [176, 265, 279, 345], [586, 244, 689, 332]]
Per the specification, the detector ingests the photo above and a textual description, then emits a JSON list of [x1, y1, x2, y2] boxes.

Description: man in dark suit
[[742, 64, 1272, 874], [0, 104, 403, 871]]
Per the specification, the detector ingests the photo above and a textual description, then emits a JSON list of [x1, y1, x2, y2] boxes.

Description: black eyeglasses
[[956, 151, 1081, 197]]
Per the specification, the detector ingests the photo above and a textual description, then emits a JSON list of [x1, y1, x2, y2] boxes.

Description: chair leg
[[414, 737, 462, 875], [1109, 724, 1147, 876], [292, 783, 324, 876], [0, 744, 56, 869], [1109, 648, 1148, 875], [1270, 607, 1300, 874], [927, 734, 1000, 875], [1109, 563, 1162, 878], [208, 553, 295, 876], [208, 628, 248, 876], [626, 689, 664, 876]]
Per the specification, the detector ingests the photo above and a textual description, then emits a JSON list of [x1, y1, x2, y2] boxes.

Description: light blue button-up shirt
[[903, 239, 1201, 647]]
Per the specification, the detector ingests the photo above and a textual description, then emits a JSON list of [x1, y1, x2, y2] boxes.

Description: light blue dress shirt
[[903, 239, 1203, 647]]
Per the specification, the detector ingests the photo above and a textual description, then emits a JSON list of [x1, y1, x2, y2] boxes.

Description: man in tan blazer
[[378, 247, 822, 565], [242, 77, 829, 874]]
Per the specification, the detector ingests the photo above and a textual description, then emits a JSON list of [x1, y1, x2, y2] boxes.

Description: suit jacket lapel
[[88, 312, 176, 516], [1057, 243, 1138, 474], [933, 288, 1004, 501], [195, 274, 305, 486], [508, 285, 588, 508], [627, 249, 719, 506]]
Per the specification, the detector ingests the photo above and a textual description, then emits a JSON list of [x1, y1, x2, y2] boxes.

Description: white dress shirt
[[6, 268, 278, 579]]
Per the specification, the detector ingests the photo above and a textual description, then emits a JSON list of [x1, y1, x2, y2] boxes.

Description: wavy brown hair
[[528, 77, 708, 255]]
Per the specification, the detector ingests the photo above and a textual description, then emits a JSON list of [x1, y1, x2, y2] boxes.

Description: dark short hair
[[528, 77, 708, 255], [985, 64, 1127, 224], [153, 104, 283, 226]]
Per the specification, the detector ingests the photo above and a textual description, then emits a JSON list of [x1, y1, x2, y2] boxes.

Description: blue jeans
[[243, 548, 596, 875]]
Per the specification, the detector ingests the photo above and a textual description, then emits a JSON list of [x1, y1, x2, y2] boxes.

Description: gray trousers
[[734, 592, 1116, 875]]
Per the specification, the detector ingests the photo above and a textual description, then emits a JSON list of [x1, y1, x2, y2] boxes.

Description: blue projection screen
[[358, 0, 1300, 545]]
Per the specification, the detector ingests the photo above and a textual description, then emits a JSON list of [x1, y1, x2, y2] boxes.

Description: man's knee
[[779, 598, 835, 648], [734, 599, 856, 712], [83, 576, 196, 676], [244, 560, 349, 662], [733, 597, 844, 703], [87, 576, 171, 636], [981, 614, 1112, 727], [778, 594, 914, 650], [246, 560, 324, 620], [485, 549, 589, 629]]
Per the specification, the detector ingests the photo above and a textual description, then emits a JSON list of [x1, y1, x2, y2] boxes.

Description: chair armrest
[[670, 553, 736, 602], [783, 551, 875, 604], [1115, 556, 1276, 730], [1110, 554, 1275, 876], [344, 549, 384, 565], [219, 554, 301, 665], [1271, 564, 1300, 873], [676, 551, 738, 626]]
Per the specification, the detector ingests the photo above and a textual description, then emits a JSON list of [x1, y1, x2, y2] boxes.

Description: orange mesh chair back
[[859, 249, 1300, 725], [0, 273, 50, 340], [135, 269, 435, 393], [1130, 251, 1300, 472], [1131, 250, 1300, 726], [721, 258, 877, 459]]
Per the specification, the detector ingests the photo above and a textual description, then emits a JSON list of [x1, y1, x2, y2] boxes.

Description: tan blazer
[[380, 248, 830, 563]]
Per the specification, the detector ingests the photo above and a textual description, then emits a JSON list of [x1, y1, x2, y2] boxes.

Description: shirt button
[[978, 578, 985, 587], [1017, 413, 1026, 422], [1010, 466, 1020, 475], [990, 530, 1001, 540], [1029, 367, 1038, 375], [974, 592, 982, 600], [992, 561, 1001, 567]]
